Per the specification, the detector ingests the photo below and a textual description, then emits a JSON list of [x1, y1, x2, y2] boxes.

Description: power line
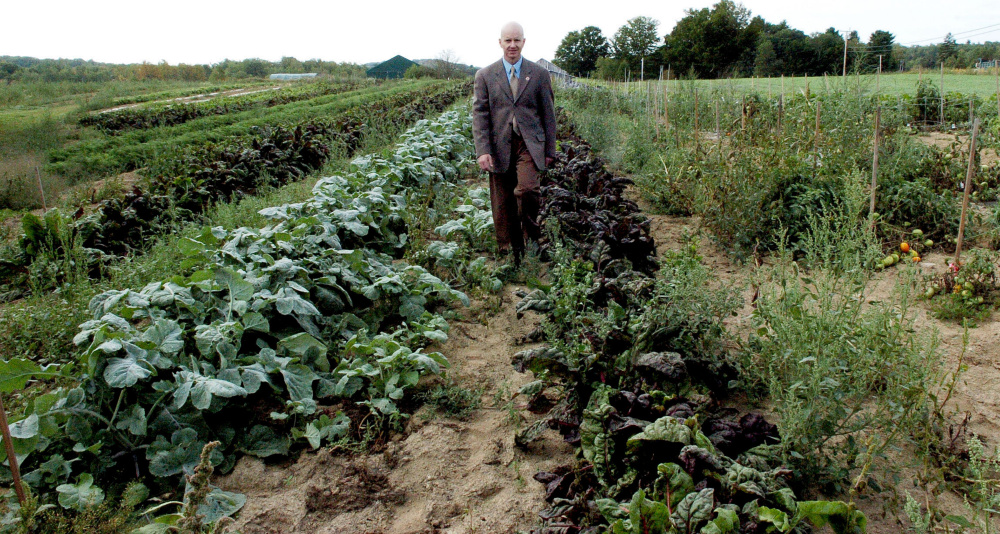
[[897, 22, 1000, 46]]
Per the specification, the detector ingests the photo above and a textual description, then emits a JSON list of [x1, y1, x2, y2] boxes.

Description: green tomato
[[955, 277, 965, 285], [962, 290, 972, 298], [964, 282, 974, 291], [924, 239, 934, 248], [912, 229, 924, 238]]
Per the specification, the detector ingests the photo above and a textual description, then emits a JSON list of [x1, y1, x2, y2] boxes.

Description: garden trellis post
[[954, 119, 981, 266]]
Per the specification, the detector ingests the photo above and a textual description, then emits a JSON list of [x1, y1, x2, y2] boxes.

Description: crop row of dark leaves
[[78, 82, 361, 134], [2, 82, 472, 291], [521, 110, 788, 533]]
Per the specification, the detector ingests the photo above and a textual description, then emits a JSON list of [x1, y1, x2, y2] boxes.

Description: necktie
[[509, 69, 520, 135]]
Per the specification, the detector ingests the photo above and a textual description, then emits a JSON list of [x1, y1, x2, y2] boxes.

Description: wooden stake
[[664, 88, 670, 129], [954, 119, 982, 266], [694, 89, 700, 152], [716, 100, 722, 162], [741, 96, 746, 132], [814, 102, 822, 178], [0, 395, 27, 507], [869, 107, 882, 226], [778, 94, 784, 132], [940, 62, 945, 127], [35, 168, 46, 212], [995, 66, 999, 122]]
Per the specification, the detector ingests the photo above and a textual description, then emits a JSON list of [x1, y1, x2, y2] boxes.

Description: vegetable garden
[[2, 72, 1000, 533]]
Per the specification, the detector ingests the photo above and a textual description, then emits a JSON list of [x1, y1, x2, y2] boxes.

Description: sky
[[3, 0, 999, 68]]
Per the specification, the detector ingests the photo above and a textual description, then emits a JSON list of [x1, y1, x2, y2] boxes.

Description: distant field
[[584, 70, 1000, 97]]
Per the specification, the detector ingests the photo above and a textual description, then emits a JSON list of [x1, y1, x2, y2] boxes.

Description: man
[[472, 21, 557, 265]]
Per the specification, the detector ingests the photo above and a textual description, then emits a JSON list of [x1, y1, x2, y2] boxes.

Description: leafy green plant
[[0, 109, 480, 525]]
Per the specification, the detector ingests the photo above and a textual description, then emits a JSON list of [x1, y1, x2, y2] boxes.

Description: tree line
[[0, 56, 367, 84], [554, 0, 1000, 80]]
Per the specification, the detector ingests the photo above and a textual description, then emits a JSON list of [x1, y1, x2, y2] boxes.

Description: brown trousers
[[489, 133, 541, 254]]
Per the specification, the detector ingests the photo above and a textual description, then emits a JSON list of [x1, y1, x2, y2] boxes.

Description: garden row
[[508, 111, 867, 533], [555, 81, 999, 530], [0, 109, 498, 531], [2, 82, 472, 297], [48, 79, 451, 180], [574, 83, 999, 261], [79, 81, 363, 134], [593, 81, 1000, 324]]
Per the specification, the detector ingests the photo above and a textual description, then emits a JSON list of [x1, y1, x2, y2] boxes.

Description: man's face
[[499, 29, 524, 63]]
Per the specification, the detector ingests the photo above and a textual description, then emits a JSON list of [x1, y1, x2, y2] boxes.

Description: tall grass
[[0, 113, 75, 210]]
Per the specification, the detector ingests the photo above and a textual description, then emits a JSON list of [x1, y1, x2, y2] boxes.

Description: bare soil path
[[213, 187, 1000, 532], [218, 286, 575, 533]]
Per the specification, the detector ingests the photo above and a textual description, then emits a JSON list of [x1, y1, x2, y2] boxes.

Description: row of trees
[[554, 0, 997, 80], [0, 56, 367, 83]]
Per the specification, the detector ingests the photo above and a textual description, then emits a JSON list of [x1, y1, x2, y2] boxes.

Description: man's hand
[[545, 157, 554, 168], [478, 154, 494, 173]]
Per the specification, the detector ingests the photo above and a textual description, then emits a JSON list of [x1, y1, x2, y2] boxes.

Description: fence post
[[954, 119, 982, 266]]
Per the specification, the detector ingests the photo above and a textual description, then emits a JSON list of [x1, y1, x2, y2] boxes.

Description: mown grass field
[[585, 69, 1000, 98]]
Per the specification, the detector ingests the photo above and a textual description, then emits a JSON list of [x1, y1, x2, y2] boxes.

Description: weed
[[418, 382, 483, 420], [746, 255, 939, 493]]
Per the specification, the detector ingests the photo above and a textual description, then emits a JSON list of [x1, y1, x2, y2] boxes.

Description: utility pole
[[842, 30, 851, 77]]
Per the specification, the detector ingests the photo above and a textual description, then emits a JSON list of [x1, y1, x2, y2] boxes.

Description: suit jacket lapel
[[512, 61, 534, 103], [496, 63, 514, 102]]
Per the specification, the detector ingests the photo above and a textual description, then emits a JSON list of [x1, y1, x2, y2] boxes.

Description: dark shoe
[[512, 249, 524, 269]]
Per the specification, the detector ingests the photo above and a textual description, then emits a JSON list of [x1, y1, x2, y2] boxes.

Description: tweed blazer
[[472, 58, 557, 174]]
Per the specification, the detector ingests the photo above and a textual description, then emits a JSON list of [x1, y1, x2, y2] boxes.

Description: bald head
[[500, 22, 524, 39], [499, 22, 525, 63]]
